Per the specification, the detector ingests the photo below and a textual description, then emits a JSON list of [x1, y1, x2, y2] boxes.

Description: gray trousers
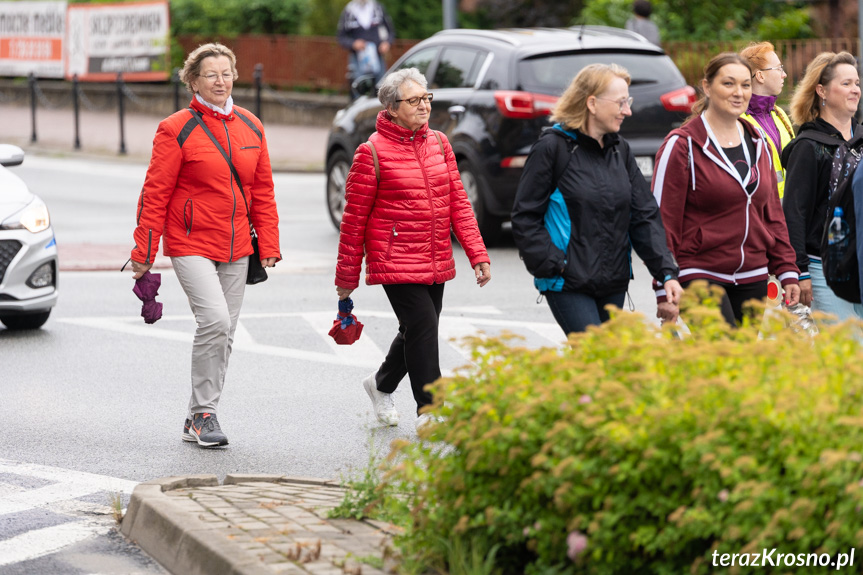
[[172, 255, 248, 417]]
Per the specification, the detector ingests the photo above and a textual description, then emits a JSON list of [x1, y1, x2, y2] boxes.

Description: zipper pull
[[392, 224, 398, 237]]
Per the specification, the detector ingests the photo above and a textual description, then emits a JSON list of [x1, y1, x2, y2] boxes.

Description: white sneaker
[[415, 412, 443, 432], [363, 372, 399, 426]]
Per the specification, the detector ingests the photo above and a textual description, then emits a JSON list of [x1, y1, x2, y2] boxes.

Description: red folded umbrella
[[328, 297, 363, 345], [132, 271, 163, 324]]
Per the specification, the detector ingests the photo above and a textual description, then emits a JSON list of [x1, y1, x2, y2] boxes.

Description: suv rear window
[[517, 52, 684, 95]]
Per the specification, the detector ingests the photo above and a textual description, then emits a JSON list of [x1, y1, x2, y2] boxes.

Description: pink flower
[[579, 395, 592, 404], [567, 531, 588, 560], [523, 527, 530, 536], [718, 489, 729, 502], [534, 521, 541, 531]]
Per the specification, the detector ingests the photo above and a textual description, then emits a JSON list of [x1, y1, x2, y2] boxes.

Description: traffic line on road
[[58, 309, 565, 369], [0, 518, 112, 567], [0, 459, 137, 517]]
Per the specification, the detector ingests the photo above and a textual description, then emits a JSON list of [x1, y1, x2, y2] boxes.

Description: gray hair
[[378, 68, 428, 109]]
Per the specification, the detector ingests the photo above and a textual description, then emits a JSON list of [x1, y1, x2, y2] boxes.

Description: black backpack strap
[[188, 108, 253, 233], [551, 132, 577, 191], [794, 129, 842, 147]]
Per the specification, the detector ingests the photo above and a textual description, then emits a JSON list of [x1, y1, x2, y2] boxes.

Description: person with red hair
[[739, 42, 794, 200]]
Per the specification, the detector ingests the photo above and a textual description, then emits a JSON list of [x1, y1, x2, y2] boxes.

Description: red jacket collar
[[190, 98, 234, 121], [375, 110, 427, 141]]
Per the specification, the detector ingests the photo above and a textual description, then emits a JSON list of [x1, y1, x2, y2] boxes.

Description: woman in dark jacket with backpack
[[782, 51, 863, 320], [511, 63, 682, 335]]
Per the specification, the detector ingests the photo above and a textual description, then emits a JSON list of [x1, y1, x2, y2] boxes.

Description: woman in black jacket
[[511, 63, 682, 335], [782, 51, 863, 320]]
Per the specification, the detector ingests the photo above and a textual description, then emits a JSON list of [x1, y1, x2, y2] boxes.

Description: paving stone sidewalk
[[122, 474, 399, 575]]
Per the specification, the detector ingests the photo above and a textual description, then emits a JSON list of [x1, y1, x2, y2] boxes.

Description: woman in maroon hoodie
[[651, 52, 800, 326]]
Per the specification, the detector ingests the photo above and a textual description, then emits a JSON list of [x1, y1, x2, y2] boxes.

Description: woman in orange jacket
[[130, 43, 280, 448]]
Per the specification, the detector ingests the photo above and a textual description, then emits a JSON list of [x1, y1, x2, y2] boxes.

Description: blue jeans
[[544, 291, 626, 335], [809, 259, 863, 321]]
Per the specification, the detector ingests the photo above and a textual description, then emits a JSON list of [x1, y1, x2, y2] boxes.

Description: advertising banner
[[0, 1, 66, 78], [66, 1, 169, 81]]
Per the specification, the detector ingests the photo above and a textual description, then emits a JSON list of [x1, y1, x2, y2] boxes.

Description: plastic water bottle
[[827, 207, 851, 282]]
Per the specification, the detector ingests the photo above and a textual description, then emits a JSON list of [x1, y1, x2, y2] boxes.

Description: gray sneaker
[[363, 372, 399, 426], [182, 418, 195, 442], [189, 413, 229, 447]]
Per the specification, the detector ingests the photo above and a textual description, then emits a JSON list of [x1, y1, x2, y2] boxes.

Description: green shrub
[[384, 283, 863, 574], [170, 0, 309, 37]]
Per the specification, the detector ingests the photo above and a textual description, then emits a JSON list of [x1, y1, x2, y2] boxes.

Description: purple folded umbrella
[[133, 271, 163, 324]]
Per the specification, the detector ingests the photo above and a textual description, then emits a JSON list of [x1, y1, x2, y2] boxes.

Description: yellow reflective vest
[[741, 106, 794, 199]]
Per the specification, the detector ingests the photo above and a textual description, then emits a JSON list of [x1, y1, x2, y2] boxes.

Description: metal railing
[[18, 64, 336, 156]]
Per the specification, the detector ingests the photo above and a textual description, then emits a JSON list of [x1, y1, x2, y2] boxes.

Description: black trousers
[[683, 279, 767, 326], [376, 283, 445, 413]]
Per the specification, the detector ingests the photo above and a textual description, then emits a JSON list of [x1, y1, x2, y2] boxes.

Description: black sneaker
[[182, 418, 195, 442], [189, 413, 228, 447]]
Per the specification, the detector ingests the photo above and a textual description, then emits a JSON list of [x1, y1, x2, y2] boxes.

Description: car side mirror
[[352, 75, 377, 98], [0, 144, 24, 167]]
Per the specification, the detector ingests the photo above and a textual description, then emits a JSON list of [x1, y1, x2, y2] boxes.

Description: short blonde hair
[[179, 43, 238, 94], [550, 64, 631, 131], [790, 51, 857, 125]]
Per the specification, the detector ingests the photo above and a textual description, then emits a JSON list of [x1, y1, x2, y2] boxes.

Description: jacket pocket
[[240, 145, 260, 150], [386, 222, 398, 259], [184, 199, 194, 236]]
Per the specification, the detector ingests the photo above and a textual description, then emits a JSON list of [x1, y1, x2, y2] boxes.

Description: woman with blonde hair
[[781, 51, 863, 320], [652, 52, 800, 326], [129, 43, 280, 447], [511, 63, 682, 335], [739, 41, 794, 199]]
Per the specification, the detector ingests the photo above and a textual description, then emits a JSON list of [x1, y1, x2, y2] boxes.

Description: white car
[[0, 145, 58, 330]]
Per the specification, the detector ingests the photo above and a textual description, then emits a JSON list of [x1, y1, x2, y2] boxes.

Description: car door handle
[[448, 105, 466, 119]]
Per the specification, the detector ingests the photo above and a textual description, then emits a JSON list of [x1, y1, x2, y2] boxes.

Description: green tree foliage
[[304, 0, 349, 36], [170, 0, 309, 37], [378, 0, 442, 43], [472, 0, 583, 28], [581, 0, 813, 41]]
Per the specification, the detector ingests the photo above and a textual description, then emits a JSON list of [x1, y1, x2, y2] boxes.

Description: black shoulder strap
[[188, 108, 253, 232], [795, 129, 842, 147], [551, 132, 576, 191]]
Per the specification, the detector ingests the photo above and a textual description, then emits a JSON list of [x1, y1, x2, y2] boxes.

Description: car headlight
[[1, 198, 50, 233]]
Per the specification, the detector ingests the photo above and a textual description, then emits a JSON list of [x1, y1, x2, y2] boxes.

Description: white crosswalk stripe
[[0, 459, 137, 567], [58, 307, 566, 369]]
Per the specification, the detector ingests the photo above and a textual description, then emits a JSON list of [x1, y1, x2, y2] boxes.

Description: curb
[[121, 474, 341, 575]]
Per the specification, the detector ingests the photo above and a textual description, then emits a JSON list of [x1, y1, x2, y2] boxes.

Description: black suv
[[325, 26, 694, 244]]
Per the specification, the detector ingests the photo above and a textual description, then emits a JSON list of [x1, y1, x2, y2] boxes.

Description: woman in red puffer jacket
[[335, 67, 491, 430]]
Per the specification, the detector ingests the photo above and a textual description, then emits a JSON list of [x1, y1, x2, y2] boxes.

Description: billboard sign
[[0, 1, 66, 78], [66, 1, 169, 81]]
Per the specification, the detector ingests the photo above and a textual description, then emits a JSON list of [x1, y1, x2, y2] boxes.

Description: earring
[[822, 98, 826, 107]]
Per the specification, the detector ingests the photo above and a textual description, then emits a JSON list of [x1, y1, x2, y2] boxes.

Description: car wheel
[[0, 310, 51, 330], [326, 149, 351, 231], [458, 158, 502, 246]]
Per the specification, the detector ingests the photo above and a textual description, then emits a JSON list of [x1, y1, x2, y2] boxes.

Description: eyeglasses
[[200, 73, 234, 83], [760, 64, 785, 73], [396, 93, 434, 107], [595, 96, 634, 111]]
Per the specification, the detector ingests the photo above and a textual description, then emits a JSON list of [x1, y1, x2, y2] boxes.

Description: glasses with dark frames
[[396, 93, 434, 106]]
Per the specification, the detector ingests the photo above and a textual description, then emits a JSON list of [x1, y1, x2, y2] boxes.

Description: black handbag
[[189, 109, 268, 285]]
